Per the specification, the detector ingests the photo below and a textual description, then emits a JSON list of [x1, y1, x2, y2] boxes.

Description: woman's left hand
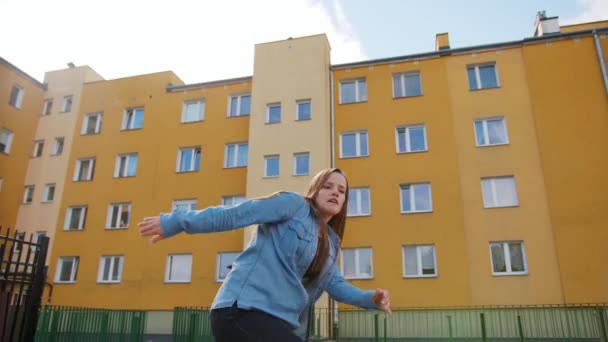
[[372, 288, 392, 316]]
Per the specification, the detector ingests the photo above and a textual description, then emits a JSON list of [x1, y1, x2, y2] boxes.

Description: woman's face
[[314, 172, 347, 222]]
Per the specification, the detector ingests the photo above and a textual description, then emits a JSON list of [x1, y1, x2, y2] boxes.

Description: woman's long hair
[[303, 168, 349, 277]]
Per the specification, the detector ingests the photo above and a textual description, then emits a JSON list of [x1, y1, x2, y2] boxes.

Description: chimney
[[435, 32, 450, 51], [534, 11, 560, 37], [67, 62, 76, 68]]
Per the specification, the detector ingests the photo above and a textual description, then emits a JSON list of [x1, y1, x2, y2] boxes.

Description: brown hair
[[303, 168, 349, 277]]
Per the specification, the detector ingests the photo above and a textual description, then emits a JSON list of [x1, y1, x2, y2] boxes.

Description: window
[[348, 188, 371, 216], [0, 128, 14, 154], [33, 140, 44, 157], [0, 178, 3, 191], [9, 85, 24, 109], [23, 186, 34, 204], [393, 72, 422, 97], [97, 256, 124, 283], [396, 125, 427, 153], [475, 117, 508, 146], [107, 203, 131, 229], [13, 232, 25, 253], [293, 152, 309, 176], [32, 231, 47, 250], [222, 195, 246, 207], [296, 100, 311, 121], [228, 94, 251, 117], [165, 254, 192, 283], [73, 158, 95, 181], [82, 112, 102, 135], [264, 155, 279, 177], [266, 103, 281, 124], [122, 107, 144, 130], [64, 206, 87, 230], [177, 147, 201, 172], [173, 199, 197, 211], [225, 143, 248, 168], [341, 248, 373, 279], [114, 153, 138, 178], [490, 241, 527, 275], [340, 131, 368, 158], [61, 95, 73, 112], [400, 183, 432, 213], [182, 100, 205, 123], [55, 256, 79, 283], [481, 176, 518, 208], [42, 99, 53, 116], [52, 137, 64, 155], [43, 183, 55, 202], [467, 63, 499, 90], [403, 245, 437, 277], [340, 79, 367, 104], [216, 252, 240, 282]]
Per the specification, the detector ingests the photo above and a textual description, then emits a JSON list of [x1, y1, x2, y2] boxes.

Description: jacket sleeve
[[325, 264, 377, 310], [159, 192, 307, 238]]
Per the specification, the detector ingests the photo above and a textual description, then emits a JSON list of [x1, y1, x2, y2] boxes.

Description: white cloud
[[562, 0, 608, 25], [0, 0, 365, 83]]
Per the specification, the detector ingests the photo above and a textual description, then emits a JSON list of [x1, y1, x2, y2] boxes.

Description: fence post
[[598, 307, 608, 342], [517, 315, 525, 342], [480, 313, 487, 342], [374, 313, 379, 342], [447, 315, 453, 342], [384, 316, 387, 342]]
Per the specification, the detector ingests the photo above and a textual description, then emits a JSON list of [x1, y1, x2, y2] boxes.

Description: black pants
[[210, 302, 303, 342]]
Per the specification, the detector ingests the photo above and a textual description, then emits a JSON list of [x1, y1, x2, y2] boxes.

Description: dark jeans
[[210, 302, 303, 342]]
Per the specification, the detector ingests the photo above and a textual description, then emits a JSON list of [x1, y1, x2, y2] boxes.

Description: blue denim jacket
[[160, 191, 377, 340]]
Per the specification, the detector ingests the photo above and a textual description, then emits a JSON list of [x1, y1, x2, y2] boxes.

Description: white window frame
[[33, 140, 44, 157], [222, 195, 246, 207], [396, 125, 428, 153], [402, 245, 438, 278], [61, 95, 73, 112], [122, 107, 144, 130], [474, 117, 509, 146], [9, 85, 24, 109], [52, 137, 64, 156], [42, 99, 53, 116], [467, 63, 500, 90], [42, 183, 55, 203], [0, 178, 3, 192], [165, 254, 193, 283], [266, 103, 281, 124], [340, 247, 374, 280], [264, 155, 280, 178], [296, 99, 311, 121], [13, 232, 26, 253], [489, 241, 528, 276], [400, 183, 433, 213], [97, 255, 124, 283], [114, 153, 138, 178], [176, 147, 201, 172], [182, 99, 205, 123], [224, 143, 248, 168], [82, 112, 102, 135], [392, 72, 422, 98], [216, 252, 240, 282], [23, 185, 34, 204], [73, 158, 95, 181], [340, 131, 369, 158], [228, 94, 251, 117], [106, 202, 131, 229], [55, 256, 79, 283], [32, 231, 46, 251], [347, 187, 371, 217], [481, 176, 519, 208], [64, 206, 87, 230], [0, 128, 15, 154], [293, 152, 310, 176], [340, 78, 367, 104], [173, 199, 197, 211]]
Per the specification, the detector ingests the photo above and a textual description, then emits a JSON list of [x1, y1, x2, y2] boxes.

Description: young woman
[[138, 168, 391, 341]]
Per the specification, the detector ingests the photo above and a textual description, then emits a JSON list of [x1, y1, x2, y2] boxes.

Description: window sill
[[393, 94, 423, 99], [97, 281, 121, 284], [114, 176, 137, 179], [120, 128, 143, 132], [339, 100, 368, 105], [344, 276, 373, 280], [403, 274, 438, 279], [176, 170, 200, 174], [469, 85, 501, 92], [63, 228, 84, 232], [263, 175, 279, 179], [50, 153, 62, 157], [73, 179, 93, 182], [226, 114, 250, 118], [483, 205, 519, 209], [492, 272, 528, 277], [396, 150, 428, 155], [293, 173, 309, 177], [476, 143, 510, 148], [265, 122, 281, 125], [400, 210, 433, 215], [339, 155, 370, 159], [164, 280, 192, 284], [295, 118, 312, 122], [347, 213, 371, 218], [223, 165, 247, 170], [41, 201, 53, 204], [21, 202, 32, 205], [81, 132, 101, 136], [180, 119, 204, 124]]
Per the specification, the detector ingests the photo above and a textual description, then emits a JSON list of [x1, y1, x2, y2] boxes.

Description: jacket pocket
[[279, 223, 314, 267]]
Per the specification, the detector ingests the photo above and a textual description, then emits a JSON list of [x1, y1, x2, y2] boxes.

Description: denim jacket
[[160, 191, 377, 340]]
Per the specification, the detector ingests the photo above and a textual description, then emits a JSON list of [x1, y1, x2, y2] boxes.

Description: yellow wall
[[560, 20, 608, 33]]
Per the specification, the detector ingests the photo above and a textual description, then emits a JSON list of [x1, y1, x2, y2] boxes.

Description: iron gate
[[0, 227, 49, 342]]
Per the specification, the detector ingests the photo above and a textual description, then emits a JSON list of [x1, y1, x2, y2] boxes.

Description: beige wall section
[[15, 66, 103, 262], [244, 34, 332, 244]]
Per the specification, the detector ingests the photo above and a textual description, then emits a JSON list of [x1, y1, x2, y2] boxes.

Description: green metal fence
[[34, 306, 146, 342], [173, 307, 213, 342]]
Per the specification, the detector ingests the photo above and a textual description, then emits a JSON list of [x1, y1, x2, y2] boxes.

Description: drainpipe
[[330, 70, 336, 167], [593, 30, 608, 95]]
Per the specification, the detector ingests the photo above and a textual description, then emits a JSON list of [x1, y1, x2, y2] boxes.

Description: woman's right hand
[[138, 216, 166, 244]]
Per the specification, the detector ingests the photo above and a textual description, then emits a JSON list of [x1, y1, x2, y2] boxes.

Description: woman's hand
[[372, 288, 392, 316], [138, 216, 166, 244]]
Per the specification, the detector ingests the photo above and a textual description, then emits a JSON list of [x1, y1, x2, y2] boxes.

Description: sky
[[1, 0, 607, 84]]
